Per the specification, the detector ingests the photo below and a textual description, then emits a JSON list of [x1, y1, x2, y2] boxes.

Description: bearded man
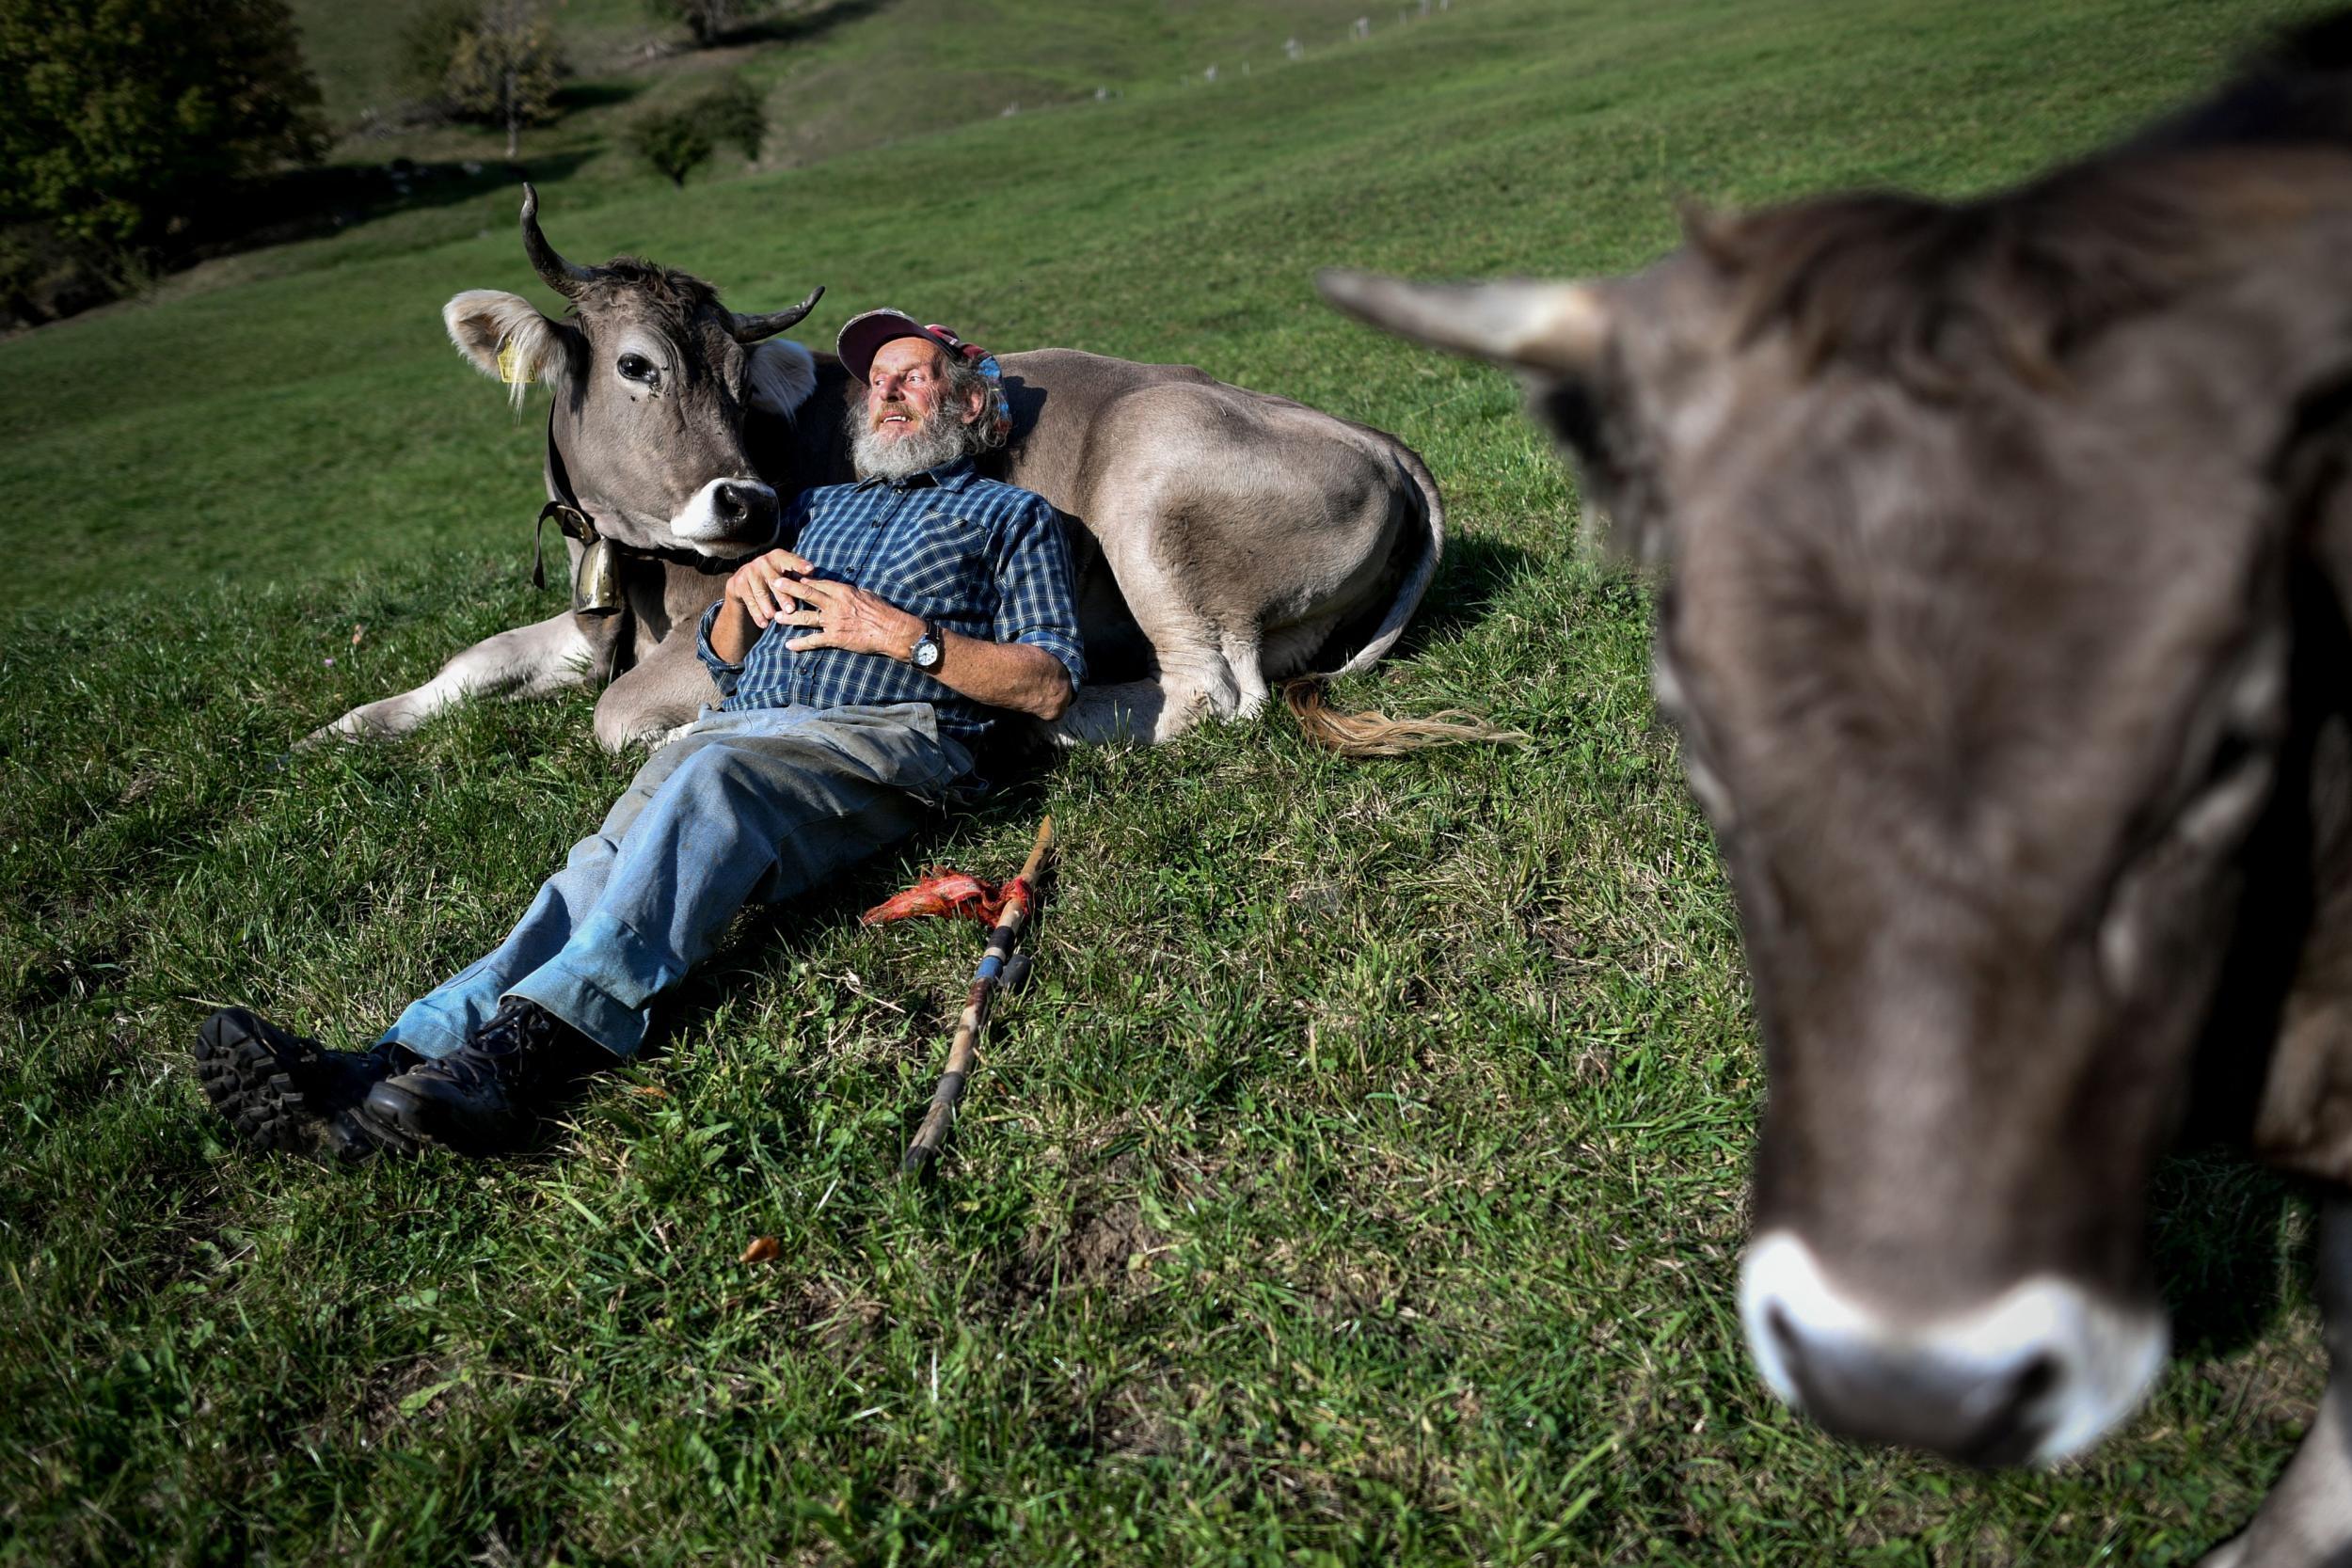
[[194, 310, 1084, 1158]]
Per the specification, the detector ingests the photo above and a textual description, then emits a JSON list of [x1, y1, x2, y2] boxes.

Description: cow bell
[[572, 536, 622, 617]]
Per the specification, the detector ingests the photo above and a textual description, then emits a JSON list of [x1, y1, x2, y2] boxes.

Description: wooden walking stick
[[900, 816, 1056, 1179]]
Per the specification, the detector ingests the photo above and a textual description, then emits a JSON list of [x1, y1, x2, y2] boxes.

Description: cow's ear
[[746, 338, 818, 419], [1316, 270, 1651, 562], [443, 290, 578, 404], [1317, 271, 1609, 378], [2254, 498, 2352, 1182], [2251, 989, 2352, 1186]]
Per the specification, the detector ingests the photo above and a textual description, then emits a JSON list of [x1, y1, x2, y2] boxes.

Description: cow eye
[[618, 353, 658, 384]]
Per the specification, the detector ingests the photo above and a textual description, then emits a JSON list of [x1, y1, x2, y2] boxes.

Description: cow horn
[[519, 182, 599, 300], [1316, 269, 1609, 376], [729, 285, 827, 343]]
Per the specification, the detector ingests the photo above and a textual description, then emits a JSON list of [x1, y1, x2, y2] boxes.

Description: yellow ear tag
[[498, 339, 532, 385]]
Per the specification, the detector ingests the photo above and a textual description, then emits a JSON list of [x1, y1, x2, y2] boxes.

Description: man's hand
[[706, 553, 1073, 722], [779, 576, 925, 658], [725, 547, 818, 629], [707, 547, 817, 666]]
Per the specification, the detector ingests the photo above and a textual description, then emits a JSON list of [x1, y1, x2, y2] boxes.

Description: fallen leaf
[[397, 1375, 465, 1416], [740, 1235, 781, 1264], [628, 1085, 669, 1099]]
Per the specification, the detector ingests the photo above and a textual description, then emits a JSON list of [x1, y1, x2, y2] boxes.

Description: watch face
[[914, 637, 942, 670]]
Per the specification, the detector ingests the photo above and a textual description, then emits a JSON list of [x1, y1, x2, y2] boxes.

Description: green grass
[[280, 0, 1424, 193], [0, 0, 2335, 1561]]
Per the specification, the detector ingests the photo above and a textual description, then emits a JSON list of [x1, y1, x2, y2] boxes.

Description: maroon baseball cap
[[835, 308, 961, 384]]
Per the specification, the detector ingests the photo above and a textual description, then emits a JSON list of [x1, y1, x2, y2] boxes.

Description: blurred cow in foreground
[[318, 189, 1447, 752], [1326, 15, 2352, 1564]]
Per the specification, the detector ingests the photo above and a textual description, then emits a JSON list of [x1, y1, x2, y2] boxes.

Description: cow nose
[[672, 478, 781, 548], [714, 481, 776, 537], [1765, 1303, 2059, 1465], [1738, 1231, 2168, 1467]]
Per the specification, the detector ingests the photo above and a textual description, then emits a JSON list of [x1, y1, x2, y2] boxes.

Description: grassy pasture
[[0, 0, 2333, 1562]]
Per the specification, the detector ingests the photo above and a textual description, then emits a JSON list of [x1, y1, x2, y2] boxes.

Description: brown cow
[[1323, 14, 2352, 1564]]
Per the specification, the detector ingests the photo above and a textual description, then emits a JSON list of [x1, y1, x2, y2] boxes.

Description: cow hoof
[[294, 721, 350, 751]]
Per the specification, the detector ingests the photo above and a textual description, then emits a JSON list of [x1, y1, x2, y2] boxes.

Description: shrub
[[696, 74, 768, 162], [644, 0, 765, 48], [628, 104, 716, 187], [397, 0, 485, 101], [628, 76, 766, 186]]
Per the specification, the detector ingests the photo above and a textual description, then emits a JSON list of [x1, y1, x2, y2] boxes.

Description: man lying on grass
[[194, 310, 1085, 1159]]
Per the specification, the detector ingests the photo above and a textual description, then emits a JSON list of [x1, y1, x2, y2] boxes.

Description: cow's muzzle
[[1738, 1230, 2168, 1467], [672, 478, 781, 553]]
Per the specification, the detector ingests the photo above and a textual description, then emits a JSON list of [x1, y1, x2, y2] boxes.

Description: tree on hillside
[[402, 0, 563, 159], [644, 0, 766, 49], [626, 76, 766, 187], [398, 0, 486, 100], [0, 0, 326, 260]]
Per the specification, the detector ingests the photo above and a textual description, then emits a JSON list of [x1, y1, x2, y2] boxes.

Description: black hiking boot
[[360, 998, 605, 1155], [193, 1007, 420, 1161]]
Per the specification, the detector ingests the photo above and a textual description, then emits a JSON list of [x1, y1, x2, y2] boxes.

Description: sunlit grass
[[0, 0, 2329, 1561]]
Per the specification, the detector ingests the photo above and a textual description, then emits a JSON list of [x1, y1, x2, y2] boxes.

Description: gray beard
[[850, 404, 975, 481]]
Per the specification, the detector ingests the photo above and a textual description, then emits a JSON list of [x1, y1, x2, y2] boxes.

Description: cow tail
[[1285, 439, 1528, 759]]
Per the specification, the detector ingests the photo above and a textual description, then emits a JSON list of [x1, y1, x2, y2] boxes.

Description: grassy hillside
[[0, 0, 2332, 1563], [284, 0, 1401, 177]]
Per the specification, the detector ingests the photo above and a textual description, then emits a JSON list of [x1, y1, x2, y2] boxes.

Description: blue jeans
[[380, 704, 970, 1061]]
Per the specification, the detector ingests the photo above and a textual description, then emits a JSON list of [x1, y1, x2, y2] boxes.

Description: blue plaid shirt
[[695, 457, 1085, 752]]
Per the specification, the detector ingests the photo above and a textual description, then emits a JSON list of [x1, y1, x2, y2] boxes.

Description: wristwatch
[[910, 618, 946, 672]]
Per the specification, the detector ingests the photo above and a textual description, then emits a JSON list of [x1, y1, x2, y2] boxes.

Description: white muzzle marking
[[1738, 1229, 2169, 1465], [670, 477, 777, 550]]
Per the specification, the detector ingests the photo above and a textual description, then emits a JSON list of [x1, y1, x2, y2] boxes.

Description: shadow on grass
[[187, 155, 596, 262], [1366, 531, 1542, 663], [2150, 1152, 2309, 1358], [709, 0, 889, 50], [553, 79, 644, 114]]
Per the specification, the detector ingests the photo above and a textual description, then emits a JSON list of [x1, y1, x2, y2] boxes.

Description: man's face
[[851, 334, 986, 481], [866, 336, 975, 438]]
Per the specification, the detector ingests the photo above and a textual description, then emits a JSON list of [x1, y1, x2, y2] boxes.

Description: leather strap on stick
[[900, 816, 1057, 1180]]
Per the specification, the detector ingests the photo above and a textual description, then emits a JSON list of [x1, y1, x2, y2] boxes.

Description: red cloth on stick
[[859, 869, 1035, 927]]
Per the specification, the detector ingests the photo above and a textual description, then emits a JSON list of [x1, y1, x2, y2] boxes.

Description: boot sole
[[193, 1010, 414, 1161], [193, 1010, 328, 1156]]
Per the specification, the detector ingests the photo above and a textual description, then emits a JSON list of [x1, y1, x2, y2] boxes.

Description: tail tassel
[[1282, 678, 1530, 758]]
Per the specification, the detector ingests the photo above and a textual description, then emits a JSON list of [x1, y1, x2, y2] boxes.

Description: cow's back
[[993, 348, 1432, 676]]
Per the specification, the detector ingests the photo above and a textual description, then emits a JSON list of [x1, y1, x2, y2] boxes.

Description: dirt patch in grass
[[1006, 1195, 1166, 1303], [793, 1276, 889, 1356], [373, 1356, 472, 1429], [2192, 1315, 2329, 1445]]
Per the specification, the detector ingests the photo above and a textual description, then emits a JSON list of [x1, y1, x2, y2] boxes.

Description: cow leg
[[1049, 678, 1172, 746], [2200, 1197, 2352, 1568], [304, 611, 596, 747], [1221, 633, 1271, 721], [592, 628, 721, 752], [1052, 529, 1263, 746], [1048, 631, 1247, 748]]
